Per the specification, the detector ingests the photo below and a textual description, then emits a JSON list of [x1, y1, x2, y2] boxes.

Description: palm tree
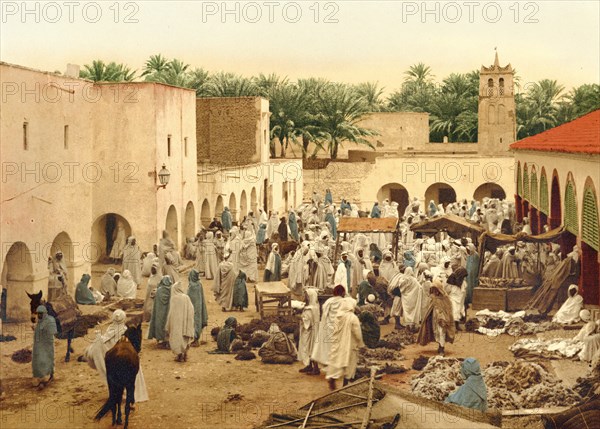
[[141, 54, 170, 77], [404, 62, 434, 86], [188, 68, 211, 96], [146, 58, 190, 87], [556, 84, 600, 123], [517, 79, 565, 138], [79, 60, 136, 82], [313, 83, 378, 159], [353, 82, 386, 112], [205, 72, 259, 97], [254, 73, 287, 97]]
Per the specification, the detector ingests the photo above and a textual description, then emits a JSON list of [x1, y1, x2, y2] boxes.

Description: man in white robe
[[334, 252, 351, 294], [379, 251, 399, 282], [203, 232, 219, 280], [298, 288, 320, 375], [311, 286, 345, 371], [238, 230, 259, 282], [325, 297, 364, 390], [165, 281, 195, 362], [116, 270, 137, 299], [213, 253, 237, 311], [398, 267, 423, 327], [83, 309, 149, 402], [121, 237, 142, 286], [553, 284, 584, 324]]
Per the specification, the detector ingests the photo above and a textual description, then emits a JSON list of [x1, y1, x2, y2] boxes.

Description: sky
[[1, 0, 599, 94]]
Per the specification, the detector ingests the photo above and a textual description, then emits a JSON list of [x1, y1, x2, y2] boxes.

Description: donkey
[[27, 291, 81, 362], [95, 323, 142, 429]]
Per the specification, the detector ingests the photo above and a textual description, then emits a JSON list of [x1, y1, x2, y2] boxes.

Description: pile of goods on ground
[[510, 337, 584, 359], [468, 310, 561, 337], [411, 357, 581, 409], [478, 277, 527, 289], [356, 328, 412, 375]]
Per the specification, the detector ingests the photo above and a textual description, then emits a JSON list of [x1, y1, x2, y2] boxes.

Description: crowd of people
[[30, 187, 596, 414]]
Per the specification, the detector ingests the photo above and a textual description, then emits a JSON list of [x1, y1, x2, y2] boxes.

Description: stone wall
[[196, 97, 266, 166]]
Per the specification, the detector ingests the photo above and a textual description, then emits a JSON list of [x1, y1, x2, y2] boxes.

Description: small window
[[184, 137, 188, 157], [167, 135, 172, 157], [23, 122, 28, 150], [499, 78, 505, 95], [64, 125, 69, 149], [487, 78, 494, 96]]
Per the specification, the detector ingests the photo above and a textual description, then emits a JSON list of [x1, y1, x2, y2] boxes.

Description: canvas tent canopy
[[478, 226, 565, 255], [334, 217, 399, 261], [410, 214, 486, 244]]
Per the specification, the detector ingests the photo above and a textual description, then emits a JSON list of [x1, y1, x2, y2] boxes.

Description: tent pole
[[333, 234, 340, 264]]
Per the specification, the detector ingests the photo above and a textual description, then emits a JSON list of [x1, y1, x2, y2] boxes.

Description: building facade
[[511, 110, 600, 306]]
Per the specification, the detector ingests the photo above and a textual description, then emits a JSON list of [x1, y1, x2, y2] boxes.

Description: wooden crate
[[506, 287, 534, 312], [472, 288, 507, 311]]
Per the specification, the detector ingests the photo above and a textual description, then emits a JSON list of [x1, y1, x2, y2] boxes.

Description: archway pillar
[[515, 195, 523, 222]]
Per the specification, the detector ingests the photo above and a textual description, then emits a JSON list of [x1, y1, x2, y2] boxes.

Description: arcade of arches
[[516, 161, 600, 306]]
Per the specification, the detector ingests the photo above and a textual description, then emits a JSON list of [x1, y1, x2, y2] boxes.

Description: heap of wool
[[411, 358, 581, 409], [248, 330, 270, 348]]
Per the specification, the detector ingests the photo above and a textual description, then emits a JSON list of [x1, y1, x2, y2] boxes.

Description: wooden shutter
[[531, 172, 538, 207], [517, 165, 522, 196], [564, 182, 578, 235], [523, 169, 530, 200], [539, 173, 549, 214], [582, 187, 599, 251]]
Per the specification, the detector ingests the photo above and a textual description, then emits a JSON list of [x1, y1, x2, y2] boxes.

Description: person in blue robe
[[371, 202, 381, 218], [148, 275, 173, 346], [428, 200, 438, 217], [325, 210, 337, 240], [445, 357, 487, 412], [403, 250, 416, 269], [187, 269, 208, 347], [75, 274, 96, 305], [32, 305, 57, 387], [221, 207, 233, 233], [465, 244, 480, 308], [288, 211, 299, 241], [256, 224, 267, 244], [369, 243, 382, 264], [325, 189, 333, 205], [232, 271, 249, 311], [469, 200, 477, 218], [264, 244, 282, 282]]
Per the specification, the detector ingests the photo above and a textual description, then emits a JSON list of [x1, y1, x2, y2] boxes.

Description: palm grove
[[78, 56, 600, 159]]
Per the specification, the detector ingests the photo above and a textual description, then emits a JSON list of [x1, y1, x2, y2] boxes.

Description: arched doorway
[[228, 193, 237, 223], [377, 183, 409, 215], [1, 242, 34, 321], [581, 180, 599, 305], [425, 183, 457, 208], [215, 195, 224, 218], [473, 183, 507, 201], [184, 201, 195, 239], [550, 172, 562, 229], [201, 199, 211, 228], [166, 205, 179, 248], [251, 187, 258, 214], [90, 213, 132, 263], [240, 190, 248, 218], [49, 232, 75, 293]]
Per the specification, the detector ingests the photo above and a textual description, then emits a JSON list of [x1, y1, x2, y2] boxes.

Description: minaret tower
[[478, 50, 517, 154]]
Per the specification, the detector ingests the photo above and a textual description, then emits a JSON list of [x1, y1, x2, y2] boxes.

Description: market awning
[[409, 214, 485, 239], [479, 226, 565, 252], [337, 217, 398, 233]]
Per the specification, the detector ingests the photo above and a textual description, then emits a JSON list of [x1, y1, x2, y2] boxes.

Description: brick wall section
[[302, 162, 374, 204], [196, 97, 262, 165]]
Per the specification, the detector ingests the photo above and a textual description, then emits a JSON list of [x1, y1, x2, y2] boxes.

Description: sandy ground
[[0, 264, 590, 429]]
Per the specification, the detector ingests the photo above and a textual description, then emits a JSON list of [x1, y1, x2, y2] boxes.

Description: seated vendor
[[553, 284, 584, 324], [445, 357, 487, 412]]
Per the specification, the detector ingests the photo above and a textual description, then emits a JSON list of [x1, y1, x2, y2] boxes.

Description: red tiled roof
[[510, 110, 600, 154]]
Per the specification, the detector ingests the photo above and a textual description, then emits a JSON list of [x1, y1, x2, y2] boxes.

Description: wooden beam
[[359, 368, 377, 429], [300, 402, 315, 428]]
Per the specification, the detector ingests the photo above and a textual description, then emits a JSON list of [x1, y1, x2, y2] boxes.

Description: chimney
[[65, 64, 80, 78], [443, 136, 449, 143]]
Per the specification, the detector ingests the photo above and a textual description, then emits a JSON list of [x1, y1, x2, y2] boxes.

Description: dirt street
[[0, 266, 587, 429]]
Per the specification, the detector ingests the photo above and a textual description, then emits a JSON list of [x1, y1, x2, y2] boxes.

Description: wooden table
[[254, 281, 292, 319]]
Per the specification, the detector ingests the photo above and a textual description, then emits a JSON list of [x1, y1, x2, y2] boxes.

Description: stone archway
[[377, 183, 409, 215], [201, 199, 211, 228], [473, 183, 507, 201], [550, 171, 561, 229], [184, 201, 195, 239], [90, 213, 132, 263], [1, 242, 34, 321], [240, 190, 248, 218], [215, 195, 224, 218], [228, 193, 237, 223], [166, 205, 179, 248], [49, 232, 75, 293], [425, 183, 457, 208], [251, 187, 258, 213]]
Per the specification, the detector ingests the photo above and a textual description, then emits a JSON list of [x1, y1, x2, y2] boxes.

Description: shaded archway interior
[[90, 213, 133, 263], [376, 183, 409, 215]]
